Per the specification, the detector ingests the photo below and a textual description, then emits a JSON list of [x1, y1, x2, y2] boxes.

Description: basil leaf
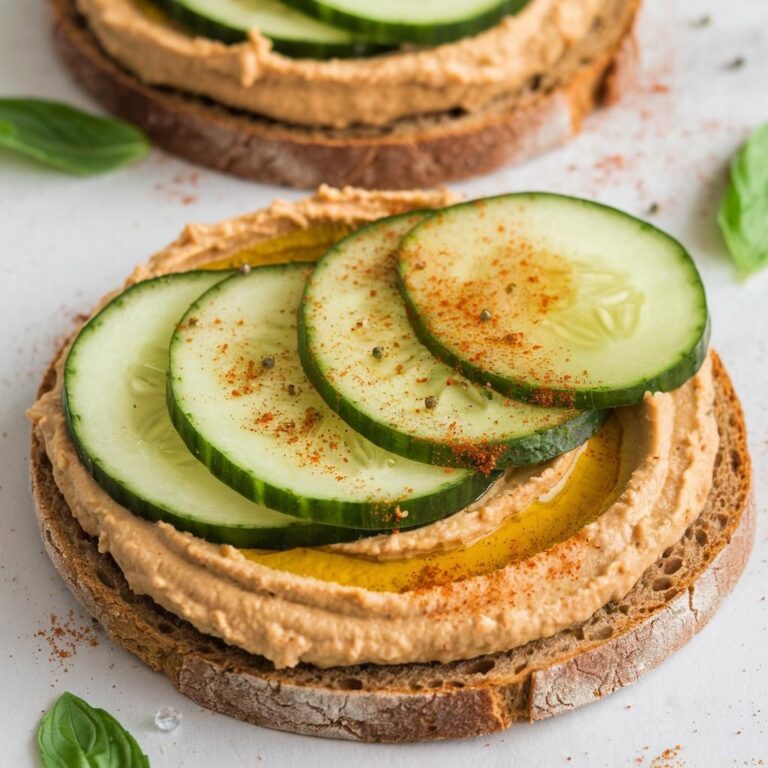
[[0, 98, 149, 176], [718, 124, 768, 274], [37, 692, 150, 768]]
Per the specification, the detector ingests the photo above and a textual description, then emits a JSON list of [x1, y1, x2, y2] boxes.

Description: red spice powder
[[449, 441, 507, 474], [301, 407, 321, 432], [153, 169, 200, 206], [529, 388, 576, 408], [650, 745, 684, 768], [34, 611, 100, 669]]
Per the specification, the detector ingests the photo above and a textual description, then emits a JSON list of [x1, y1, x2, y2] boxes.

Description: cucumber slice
[[281, 0, 529, 44], [398, 193, 709, 410], [153, 0, 388, 58], [64, 272, 364, 548], [300, 214, 607, 469], [168, 264, 494, 530]]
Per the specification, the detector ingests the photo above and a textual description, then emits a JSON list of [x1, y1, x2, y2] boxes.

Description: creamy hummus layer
[[29, 189, 718, 669], [135, 185, 456, 281], [76, 0, 610, 128], [331, 444, 584, 560]]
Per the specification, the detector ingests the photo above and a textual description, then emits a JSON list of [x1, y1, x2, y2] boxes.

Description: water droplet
[[154, 706, 182, 732]]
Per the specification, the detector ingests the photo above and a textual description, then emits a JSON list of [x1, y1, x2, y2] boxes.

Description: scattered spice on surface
[[650, 744, 684, 768], [34, 611, 100, 669], [424, 395, 438, 409], [153, 169, 200, 206], [479, 309, 492, 322], [725, 56, 746, 71], [371, 346, 384, 360], [595, 153, 627, 173], [646, 202, 660, 216], [261, 355, 275, 369]]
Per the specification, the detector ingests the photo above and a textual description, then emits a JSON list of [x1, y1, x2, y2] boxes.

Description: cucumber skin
[[63, 411, 373, 548], [297, 292, 609, 468], [280, 0, 530, 45], [61, 272, 372, 549], [397, 193, 711, 411], [167, 376, 495, 530], [167, 265, 496, 531], [152, 0, 392, 58]]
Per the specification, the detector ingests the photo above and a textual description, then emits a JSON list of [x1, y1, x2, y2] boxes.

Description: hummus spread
[[28, 188, 719, 669], [75, 0, 611, 128], [330, 444, 585, 560]]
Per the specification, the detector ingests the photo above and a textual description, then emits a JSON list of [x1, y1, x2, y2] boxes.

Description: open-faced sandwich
[[29, 186, 753, 742], [50, 0, 639, 188]]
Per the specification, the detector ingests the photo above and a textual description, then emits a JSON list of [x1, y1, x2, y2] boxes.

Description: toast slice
[[30, 351, 754, 742], [48, 0, 639, 189]]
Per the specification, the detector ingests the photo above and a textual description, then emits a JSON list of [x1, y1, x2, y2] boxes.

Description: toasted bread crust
[[48, 0, 639, 189], [30, 351, 753, 742]]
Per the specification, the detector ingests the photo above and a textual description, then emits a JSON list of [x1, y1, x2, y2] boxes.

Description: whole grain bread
[[48, 0, 639, 189], [30, 352, 753, 742]]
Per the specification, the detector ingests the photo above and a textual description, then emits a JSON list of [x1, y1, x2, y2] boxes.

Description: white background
[[1, 0, 767, 765]]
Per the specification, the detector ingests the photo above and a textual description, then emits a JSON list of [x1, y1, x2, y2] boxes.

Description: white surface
[[1, 0, 767, 765]]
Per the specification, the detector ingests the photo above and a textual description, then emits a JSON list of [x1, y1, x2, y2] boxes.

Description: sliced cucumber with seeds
[[64, 271, 365, 548], [168, 264, 494, 530], [281, 0, 529, 44], [300, 213, 607, 469], [397, 193, 709, 410], [153, 0, 389, 58]]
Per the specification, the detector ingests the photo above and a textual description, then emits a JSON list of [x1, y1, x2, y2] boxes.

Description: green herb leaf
[[718, 124, 768, 275], [37, 692, 150, 768], [0, 99, 150, 176]]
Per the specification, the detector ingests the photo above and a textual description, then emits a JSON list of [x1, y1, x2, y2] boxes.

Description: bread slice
[[30, 351, 753, 742], [48, 0, 640, 189]]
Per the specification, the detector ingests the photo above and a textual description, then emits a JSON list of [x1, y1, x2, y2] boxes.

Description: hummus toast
[[28, 187, 753, 741], [48, 0, 639, 188]]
